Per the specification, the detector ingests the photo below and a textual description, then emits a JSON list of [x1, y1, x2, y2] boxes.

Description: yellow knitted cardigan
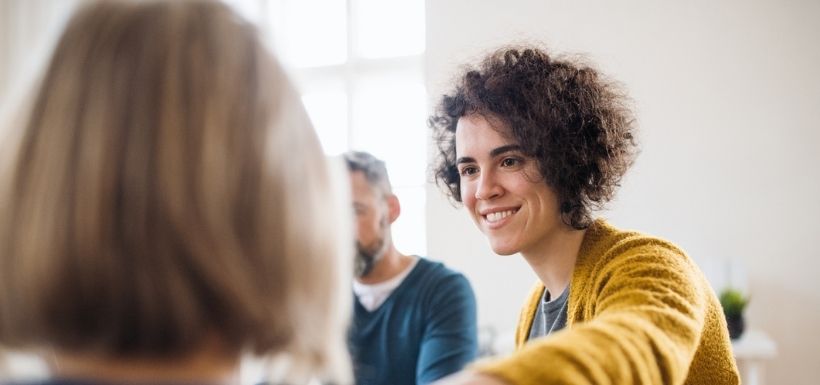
[[475, 220, 740, 385]]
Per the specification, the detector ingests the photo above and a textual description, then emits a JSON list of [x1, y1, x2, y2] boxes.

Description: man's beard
[[354, 217, 390, 278], [354, 238, 386, 278]]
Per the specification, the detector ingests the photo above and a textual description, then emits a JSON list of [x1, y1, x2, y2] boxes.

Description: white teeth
[[485, 210, 516, 223]]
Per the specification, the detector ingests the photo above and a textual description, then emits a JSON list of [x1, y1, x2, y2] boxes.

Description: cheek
[[460, 183, 477, 210], [356, 216, 372, 236], [530, 185, 560, 217], [358, 213, 382, 235], [354, 219, 366, 238]]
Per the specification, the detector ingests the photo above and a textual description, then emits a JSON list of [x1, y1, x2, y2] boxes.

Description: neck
[[357, 244, 412, 285], [521, 225, 587, 297], [51, 343, 239, 384]]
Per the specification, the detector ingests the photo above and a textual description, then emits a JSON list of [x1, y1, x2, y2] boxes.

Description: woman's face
[[454, 114, 564, 256]]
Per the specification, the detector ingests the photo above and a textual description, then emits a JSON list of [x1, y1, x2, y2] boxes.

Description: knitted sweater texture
[[476, 220, 740, 385]]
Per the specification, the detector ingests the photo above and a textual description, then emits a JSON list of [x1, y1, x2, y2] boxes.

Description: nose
[[475, 170, 503, 200]]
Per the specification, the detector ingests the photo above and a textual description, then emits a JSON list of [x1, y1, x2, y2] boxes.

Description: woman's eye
[[501, 157, 521, 167], [459, 166, 478, 176]]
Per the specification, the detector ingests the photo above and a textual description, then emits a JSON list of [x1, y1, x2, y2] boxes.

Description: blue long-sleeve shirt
[[348, 258, 478, 385]]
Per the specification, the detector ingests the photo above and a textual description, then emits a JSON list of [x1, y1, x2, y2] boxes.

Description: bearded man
[[344, 151, 478, 385]]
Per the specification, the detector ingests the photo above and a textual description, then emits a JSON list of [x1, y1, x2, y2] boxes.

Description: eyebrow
[[456, 144, 523, 165], [490, 144, 523, 158]]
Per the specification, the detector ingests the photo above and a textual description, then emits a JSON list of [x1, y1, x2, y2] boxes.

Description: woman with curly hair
[[429, 46, 739, 385]]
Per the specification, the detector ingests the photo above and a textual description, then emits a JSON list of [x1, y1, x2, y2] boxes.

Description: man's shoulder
[[409, 257, 473, 295], [413, 257, 468, 280]]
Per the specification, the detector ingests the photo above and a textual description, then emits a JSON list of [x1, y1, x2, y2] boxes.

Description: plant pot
[[726, 313, 745, 340]]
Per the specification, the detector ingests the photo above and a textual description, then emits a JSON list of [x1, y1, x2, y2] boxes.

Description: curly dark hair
[[429, 46, 638, 229]]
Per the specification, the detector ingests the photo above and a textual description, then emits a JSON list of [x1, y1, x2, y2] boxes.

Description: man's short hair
[[344, 151, 393, 195]]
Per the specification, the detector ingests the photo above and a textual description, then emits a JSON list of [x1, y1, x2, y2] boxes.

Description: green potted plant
[[719, 288, 749, 340]]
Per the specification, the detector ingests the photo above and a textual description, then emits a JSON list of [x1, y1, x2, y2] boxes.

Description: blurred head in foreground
[[0, 1, 351, 383]]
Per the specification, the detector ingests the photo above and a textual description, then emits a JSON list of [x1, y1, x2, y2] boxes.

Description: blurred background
[[1, 0, 819, 384]]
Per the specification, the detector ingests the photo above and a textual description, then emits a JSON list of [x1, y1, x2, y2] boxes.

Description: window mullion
[[345, 0, 356, 151]]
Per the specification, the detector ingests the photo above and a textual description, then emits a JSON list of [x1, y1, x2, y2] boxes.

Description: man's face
[[350, 171, 390, 278]]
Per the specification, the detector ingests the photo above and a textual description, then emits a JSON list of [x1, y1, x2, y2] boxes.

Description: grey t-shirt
[[527, 287, 569, 340]]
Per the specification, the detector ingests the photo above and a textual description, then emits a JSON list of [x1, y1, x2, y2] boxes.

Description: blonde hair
[[0, 0, 350, 382]]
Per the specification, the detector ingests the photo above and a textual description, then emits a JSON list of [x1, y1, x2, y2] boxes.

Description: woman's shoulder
[[582, 219, 690, 263], [574, 219, 700, 289]]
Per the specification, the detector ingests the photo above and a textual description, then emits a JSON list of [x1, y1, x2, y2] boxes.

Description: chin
[[489, 241, 519, 256]]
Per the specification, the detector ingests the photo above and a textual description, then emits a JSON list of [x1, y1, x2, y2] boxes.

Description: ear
[[386, 194, 401, 224]]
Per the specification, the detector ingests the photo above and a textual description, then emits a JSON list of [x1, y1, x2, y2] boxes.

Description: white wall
[[425, 0, 820, 383]]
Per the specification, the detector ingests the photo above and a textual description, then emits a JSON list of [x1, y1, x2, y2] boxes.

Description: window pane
[[268, 0, 347, 67], [353, 0, 425, 59], [302, 90, 348, 155], [392, 186, 427, 256], [351, 74, 426, 187]]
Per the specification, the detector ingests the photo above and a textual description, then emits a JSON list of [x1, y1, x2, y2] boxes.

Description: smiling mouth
[[483, 208, 519, 223]]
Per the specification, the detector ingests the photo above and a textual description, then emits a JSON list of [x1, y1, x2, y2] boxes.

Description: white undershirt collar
[[353, 256, 419, 312]]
